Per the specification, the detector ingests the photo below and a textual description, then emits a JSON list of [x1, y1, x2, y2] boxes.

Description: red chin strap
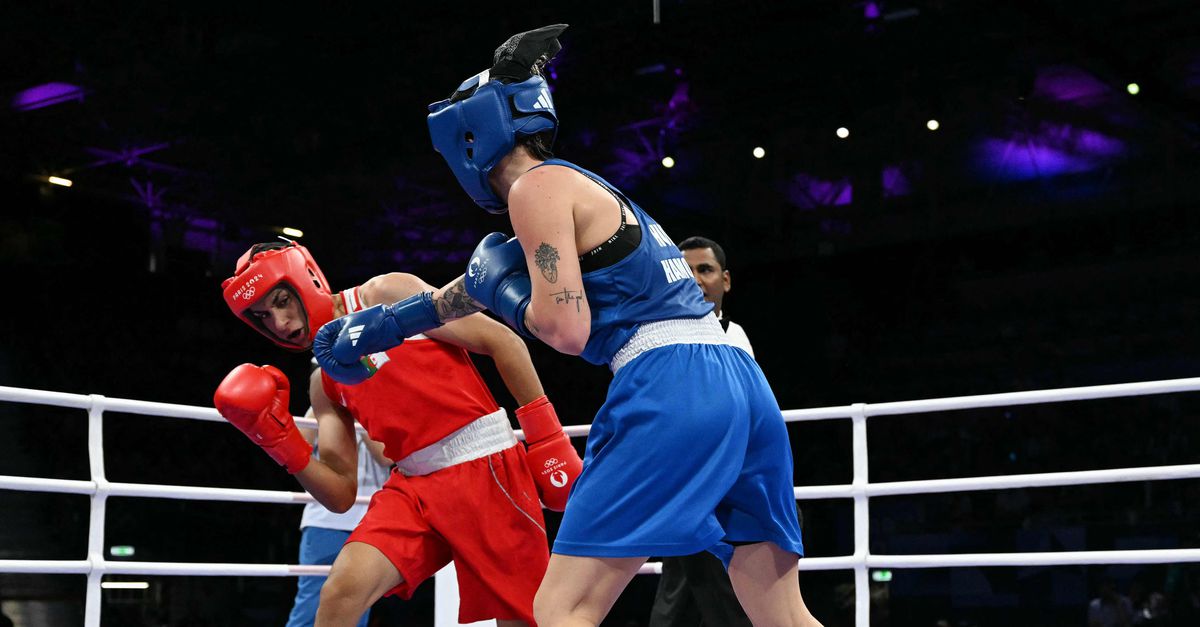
[[221, 241, 335, 351]]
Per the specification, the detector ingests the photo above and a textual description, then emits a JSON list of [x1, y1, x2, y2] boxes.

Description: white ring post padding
[[0, 385, 348, 433], [863, 377, 1200, 417], [869, 548, 1200, 569], [792, 484, 858, 499], [0, 560, 334, 577], [0, 560, 93, 574], [0, 475, 96, 495], [85, 395, 108, 627], [105, 482, 349, 504], [0, 475, 372, 506], [850, 403, 870, 627], [792, 549, 1200, 571], [103, 562, 323, 577], [0, 386, 93, 408], [781, 406, 859, 423], [865, 463, 1200, 496], [790, 463, 1200, 501], [517, 424, 593, 441]]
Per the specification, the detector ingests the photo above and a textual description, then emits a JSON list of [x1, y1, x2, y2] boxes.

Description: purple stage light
[[786, 173, 853, 209], [882, 164, 913, 198], [971, 126, 1125, 182], [12, 82, 85, 111], [667, 83, 690, 111], [973, 138, 1087, 181], [1032, 66, 1111, 105], [864, 2, 882, 19], [183, 227, 218, 252]]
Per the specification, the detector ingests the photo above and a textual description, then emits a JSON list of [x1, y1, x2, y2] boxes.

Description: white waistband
[[609, 313, 730, 373], [395, 408, 516, 476]]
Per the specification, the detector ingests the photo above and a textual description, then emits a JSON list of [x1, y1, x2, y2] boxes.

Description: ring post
[[851, 402, 870, 627], [85, 395, 109, 627]]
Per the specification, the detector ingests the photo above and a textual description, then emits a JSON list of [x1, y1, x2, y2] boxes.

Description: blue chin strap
[[428, 71, 558, 214]]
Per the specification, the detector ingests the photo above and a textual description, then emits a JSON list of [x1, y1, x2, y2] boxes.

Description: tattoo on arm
[[551, 289, 585, 313], [435, 278, 485, 322], [534, 243, 560, 283]]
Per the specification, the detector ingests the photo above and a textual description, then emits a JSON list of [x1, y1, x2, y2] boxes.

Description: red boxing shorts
[[347, 444, 548, 624]]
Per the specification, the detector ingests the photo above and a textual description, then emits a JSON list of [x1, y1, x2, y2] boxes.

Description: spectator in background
[[1089, 577, 1133, 627]]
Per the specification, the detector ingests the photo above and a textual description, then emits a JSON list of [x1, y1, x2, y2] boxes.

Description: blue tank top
[[532, 159, 713, 366]]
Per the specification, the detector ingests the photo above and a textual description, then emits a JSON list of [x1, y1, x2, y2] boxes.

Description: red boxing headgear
[[221, 241, 335, 351]]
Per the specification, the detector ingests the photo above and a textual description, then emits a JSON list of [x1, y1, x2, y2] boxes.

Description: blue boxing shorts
[[552, 342, 804, 564]]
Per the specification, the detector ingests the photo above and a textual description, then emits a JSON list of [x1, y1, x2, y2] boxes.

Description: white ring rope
[[3, 377, 1200, 627]]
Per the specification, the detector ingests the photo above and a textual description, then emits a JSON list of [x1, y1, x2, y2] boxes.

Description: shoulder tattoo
[[534, 243, 560, 283]]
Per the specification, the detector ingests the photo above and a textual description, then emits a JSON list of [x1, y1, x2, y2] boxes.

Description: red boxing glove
[[213, 364, 312, 474], [516, 395, 582, 512]]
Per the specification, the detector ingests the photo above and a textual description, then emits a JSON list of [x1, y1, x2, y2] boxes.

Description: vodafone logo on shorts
[[550, 470, 568, 488]]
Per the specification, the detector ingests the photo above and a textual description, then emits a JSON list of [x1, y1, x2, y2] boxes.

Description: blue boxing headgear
[[427, 70, 558, 213], [427, 24, 567, 213]]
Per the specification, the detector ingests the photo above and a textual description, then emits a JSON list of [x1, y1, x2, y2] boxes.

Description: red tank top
[[321, 337, 500, 462]]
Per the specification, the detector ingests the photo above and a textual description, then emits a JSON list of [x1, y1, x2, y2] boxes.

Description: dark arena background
[[3, 2, 1200, 626]]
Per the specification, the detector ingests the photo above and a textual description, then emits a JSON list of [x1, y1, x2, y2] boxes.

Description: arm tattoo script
[[551, 289, 585, 313], [434, 278, 485, 322], [534, 243, 560, 283]]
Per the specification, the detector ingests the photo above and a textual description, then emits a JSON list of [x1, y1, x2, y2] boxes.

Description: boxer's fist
[[213, 364, 311, 473], [516, 396, 582, 511], [465, 233, 533, 337], [313, 294, 442, 385]]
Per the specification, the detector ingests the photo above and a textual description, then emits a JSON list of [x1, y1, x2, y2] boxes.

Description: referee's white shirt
[[720, 312, 755, 359]]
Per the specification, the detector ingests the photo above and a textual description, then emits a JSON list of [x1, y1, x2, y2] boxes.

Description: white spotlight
[[48, 176, 73, 187], [752, 147, 766, 159], [926, 119, 940, 131], [1127, 82, 1140, 95], [836, 127, 850, 139], [661, 156, 676, 169], [281, 227, 304, 238]]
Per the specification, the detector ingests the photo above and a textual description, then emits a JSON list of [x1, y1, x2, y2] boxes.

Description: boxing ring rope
[[3, 378, 1200, 626]]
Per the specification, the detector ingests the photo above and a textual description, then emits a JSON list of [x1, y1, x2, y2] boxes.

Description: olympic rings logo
[[468, 256, 486, 287]]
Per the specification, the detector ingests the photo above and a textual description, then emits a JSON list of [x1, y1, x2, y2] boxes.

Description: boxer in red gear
[[217, 240, 576, 627]]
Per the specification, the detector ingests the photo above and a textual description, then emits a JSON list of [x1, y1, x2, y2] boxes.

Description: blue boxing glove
[[465, 233, 533, 337], [313, 292, 443, 385]]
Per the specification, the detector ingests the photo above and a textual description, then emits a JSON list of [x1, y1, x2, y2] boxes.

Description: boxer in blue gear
[[316, 24, 822, 627]]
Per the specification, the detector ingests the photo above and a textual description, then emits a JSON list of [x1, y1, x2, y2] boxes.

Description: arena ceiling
[[2, 1, 1198, 274]]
